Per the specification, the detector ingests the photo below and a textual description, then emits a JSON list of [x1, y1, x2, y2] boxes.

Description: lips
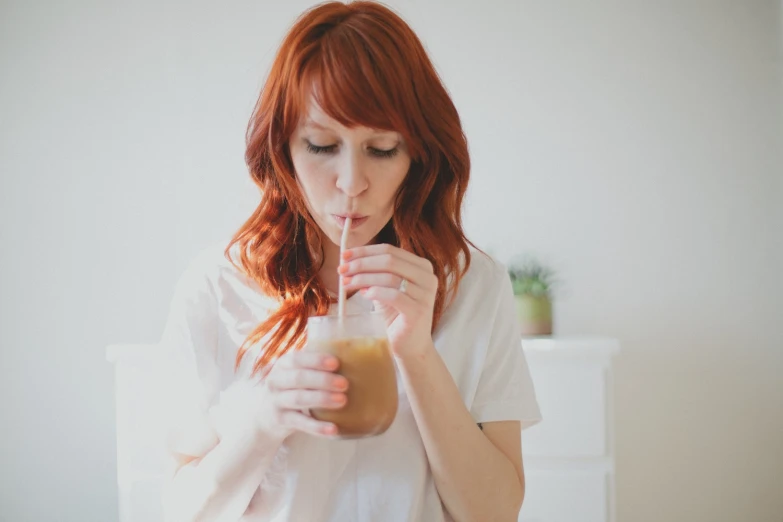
[[332, 215, 368, 229]]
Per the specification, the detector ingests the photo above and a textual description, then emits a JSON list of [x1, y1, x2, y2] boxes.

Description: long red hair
[[228, 1, 473, 374]]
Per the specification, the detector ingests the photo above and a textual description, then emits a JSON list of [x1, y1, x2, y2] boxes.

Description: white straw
[[337, 217, 352, 320]]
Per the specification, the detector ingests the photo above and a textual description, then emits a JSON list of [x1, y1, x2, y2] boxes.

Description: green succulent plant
[[507, 257, 556, 297]]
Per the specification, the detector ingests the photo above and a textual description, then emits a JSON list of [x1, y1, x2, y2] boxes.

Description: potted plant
[[508, 257, 556, 336]]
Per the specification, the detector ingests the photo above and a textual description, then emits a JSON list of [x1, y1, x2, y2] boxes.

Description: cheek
[[293, 156, 332, 205], [379, 159, 410, 203]]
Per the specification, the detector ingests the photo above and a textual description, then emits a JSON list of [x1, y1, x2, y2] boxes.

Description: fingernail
[[338, 264, 348, 274], [342, 250, 352, 260], [331, 393, 346, 404], [323, 424, 337, 435], [323, 357, 338, 370], [334, 377, 348, 390], [342, 276, 352, 285]]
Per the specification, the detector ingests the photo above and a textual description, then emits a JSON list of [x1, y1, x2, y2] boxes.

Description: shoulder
[[172, 240, 241, 299], [438, 248, 512, 331], [454, 247, 512, 301], [177, 241, 228, 280], [172, 240, 280, 318]]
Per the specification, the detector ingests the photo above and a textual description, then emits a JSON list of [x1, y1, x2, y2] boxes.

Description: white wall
[[1, 1, 780, 521]]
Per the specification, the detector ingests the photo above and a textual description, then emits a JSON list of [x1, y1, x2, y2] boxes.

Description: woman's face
[[289, 100, 411, 250]]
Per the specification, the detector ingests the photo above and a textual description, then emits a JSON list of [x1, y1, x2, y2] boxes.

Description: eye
[[369, 147, 400, 159], [306, 141, 337, 155]]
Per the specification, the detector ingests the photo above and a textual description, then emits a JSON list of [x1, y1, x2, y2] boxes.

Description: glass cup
[[306, 312, 398, 439]]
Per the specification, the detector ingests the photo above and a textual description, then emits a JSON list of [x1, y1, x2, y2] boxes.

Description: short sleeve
[[158, 250, 285, 522], [159, 248, 267, 456], [469, 262, 542, 430], [159, 251, 223, 459]]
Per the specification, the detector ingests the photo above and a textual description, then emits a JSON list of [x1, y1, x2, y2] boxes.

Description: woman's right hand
[[259, 350, 348, 438]]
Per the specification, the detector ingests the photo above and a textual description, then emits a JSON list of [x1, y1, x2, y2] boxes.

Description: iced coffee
[[306, 312, 398, 438]]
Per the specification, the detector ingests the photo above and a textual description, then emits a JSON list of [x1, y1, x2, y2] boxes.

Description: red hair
[[228, 1, 473, 374]]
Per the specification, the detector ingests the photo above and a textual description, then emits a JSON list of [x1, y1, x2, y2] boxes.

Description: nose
[[335, 150, 369, 198]]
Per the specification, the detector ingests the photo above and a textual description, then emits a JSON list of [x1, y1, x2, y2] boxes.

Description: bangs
[[292, 24, 421, 158]]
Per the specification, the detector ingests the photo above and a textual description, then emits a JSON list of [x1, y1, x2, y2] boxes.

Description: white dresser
[[519, 337, 621, 522]]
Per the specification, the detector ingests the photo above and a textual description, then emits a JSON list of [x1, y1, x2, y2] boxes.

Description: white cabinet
[[107, 344, 168, 522], [519, 337, 620, 522], [521, 470, 609, 522]]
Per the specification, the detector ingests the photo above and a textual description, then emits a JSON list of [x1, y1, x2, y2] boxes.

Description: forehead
[[300, 97, 394, 135]]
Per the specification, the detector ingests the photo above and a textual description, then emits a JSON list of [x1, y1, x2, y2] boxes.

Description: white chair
[[107, 343, 169, 522]]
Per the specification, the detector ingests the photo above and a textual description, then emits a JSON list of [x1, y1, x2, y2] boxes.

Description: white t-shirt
[[159, 242, 541, 522]]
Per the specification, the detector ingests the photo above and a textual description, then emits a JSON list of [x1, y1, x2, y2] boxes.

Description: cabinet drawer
[[522, 359, 607, 457], [518, 469, 608, 522]]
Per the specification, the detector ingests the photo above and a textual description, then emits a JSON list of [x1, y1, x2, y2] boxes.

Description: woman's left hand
[[339, 244, 437, 359]]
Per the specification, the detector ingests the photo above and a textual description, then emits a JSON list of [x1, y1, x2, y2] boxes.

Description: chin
[[340, 232, 373, 249], [315, 212, 391, 249], [324, 226, 376, 250]]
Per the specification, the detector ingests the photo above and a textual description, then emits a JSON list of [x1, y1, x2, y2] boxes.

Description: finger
[[267, 367, 349, 392], [278, 410, 338, 437], [360, 285, 423, 315], [343, 243, 433, 272], [343, 273, 424, 301], [339, 253, 435, 292], [277, 350, 339, 372], [274, 389, 348, 410]]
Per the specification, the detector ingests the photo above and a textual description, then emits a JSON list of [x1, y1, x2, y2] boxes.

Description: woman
[[160, 2, 541, 521]]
